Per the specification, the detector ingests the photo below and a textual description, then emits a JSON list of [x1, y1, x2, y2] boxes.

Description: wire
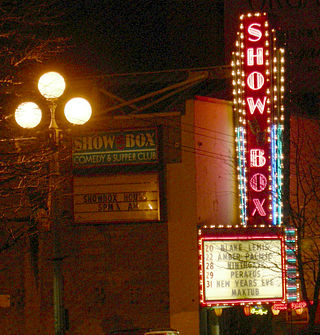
[[77, 64, 231, 80]]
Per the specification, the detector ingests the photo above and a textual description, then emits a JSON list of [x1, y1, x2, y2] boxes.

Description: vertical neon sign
[[232, 13, 285, 227]]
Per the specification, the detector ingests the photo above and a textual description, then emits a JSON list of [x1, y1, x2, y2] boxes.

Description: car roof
[[109, 328, 179, 335], [144, 330, 179, 334], [109, 329, 148, 335]]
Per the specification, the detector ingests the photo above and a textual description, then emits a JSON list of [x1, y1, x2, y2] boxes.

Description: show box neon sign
[[232, 13, 285, 226]]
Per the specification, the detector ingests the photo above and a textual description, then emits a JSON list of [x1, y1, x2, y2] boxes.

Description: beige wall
[[194, 97, 237, 227], [167, 100, 199, 335], [167, 97, 236, 335]]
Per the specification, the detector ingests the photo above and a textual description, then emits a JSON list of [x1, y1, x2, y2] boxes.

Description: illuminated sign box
[[73, 172, 161, 223], [72, 128, 158, 167], [199, 227, 286, 306], [232, 13, 285, 227]]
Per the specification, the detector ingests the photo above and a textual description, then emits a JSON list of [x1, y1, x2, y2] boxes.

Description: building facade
[[0, 96, 235, 335]]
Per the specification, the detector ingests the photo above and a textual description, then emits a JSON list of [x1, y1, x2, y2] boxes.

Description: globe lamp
[[15, 102, 42, 128], [38, 72, 66, 99], [64, 97, 92, 125]]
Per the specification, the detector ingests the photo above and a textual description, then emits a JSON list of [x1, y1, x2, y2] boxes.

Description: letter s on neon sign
[[248, 23, 262, 42]]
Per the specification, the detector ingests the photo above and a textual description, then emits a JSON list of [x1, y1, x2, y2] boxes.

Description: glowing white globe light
[[15, 102, 42, 128], [38, 72, 66, 99], [64, 97, 92, 125]]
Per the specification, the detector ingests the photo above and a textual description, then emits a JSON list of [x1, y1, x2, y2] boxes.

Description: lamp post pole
[[14, 71, 92, 335], [48, 100, 65, 335], [38, 72, 66, 335]]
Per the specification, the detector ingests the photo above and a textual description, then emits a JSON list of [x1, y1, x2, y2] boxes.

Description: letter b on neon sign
[[250, 149, 266, 167]]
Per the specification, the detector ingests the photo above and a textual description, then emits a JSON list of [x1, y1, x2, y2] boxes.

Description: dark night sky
[[62, 1, 225, 74]]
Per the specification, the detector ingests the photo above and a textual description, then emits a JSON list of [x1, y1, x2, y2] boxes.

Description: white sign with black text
[[73, 172, 160, 223], [202, 238, 284, 303]]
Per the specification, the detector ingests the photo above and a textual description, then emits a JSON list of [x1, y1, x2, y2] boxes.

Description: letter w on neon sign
[[247, 97, 267, 114]]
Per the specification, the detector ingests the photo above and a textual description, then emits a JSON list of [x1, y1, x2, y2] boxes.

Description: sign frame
[[72, 170, 165, 224], [198, 226, 286, 306], [72, 127, 159, 169]]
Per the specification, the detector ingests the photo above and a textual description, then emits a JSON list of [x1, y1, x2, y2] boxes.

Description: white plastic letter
[[248, 23, 262, 42], [247, 97, 267, 114], [247, 48, 264, 66], [250, 149, 266, 167], [247, 72, 264, 90]]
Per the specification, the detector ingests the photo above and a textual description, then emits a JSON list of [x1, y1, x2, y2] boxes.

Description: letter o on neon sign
[[250, 173, 267, 192], [247, 71, 264, 90]]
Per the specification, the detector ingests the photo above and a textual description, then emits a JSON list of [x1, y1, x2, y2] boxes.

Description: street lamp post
[[14, 71, 92, 335]]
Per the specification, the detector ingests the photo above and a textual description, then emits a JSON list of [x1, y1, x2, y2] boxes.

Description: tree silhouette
[[289, 115, 320, 331], [0, 0, 70, 253]]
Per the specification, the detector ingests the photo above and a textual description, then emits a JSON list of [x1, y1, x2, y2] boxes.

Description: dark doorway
[[200, 306, 273, 335]]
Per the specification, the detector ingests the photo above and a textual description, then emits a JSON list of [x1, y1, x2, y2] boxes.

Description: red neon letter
[[252, 199, 266, 216], [248, 23, 262, 42], [247, 72, 264, 90], [247, 48, 264, 66], [250, 173, 267, 192], [250, 149, 266, 167], [247, 97, 267, 114]]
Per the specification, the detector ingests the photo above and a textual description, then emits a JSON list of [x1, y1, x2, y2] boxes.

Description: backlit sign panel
[[232, 13, 285, 227], [72, 128, 158, 167], [73, 172, 160, 223]]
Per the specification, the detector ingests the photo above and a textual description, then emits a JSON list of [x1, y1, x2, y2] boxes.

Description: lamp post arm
[[48, 100, 62, 147]]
